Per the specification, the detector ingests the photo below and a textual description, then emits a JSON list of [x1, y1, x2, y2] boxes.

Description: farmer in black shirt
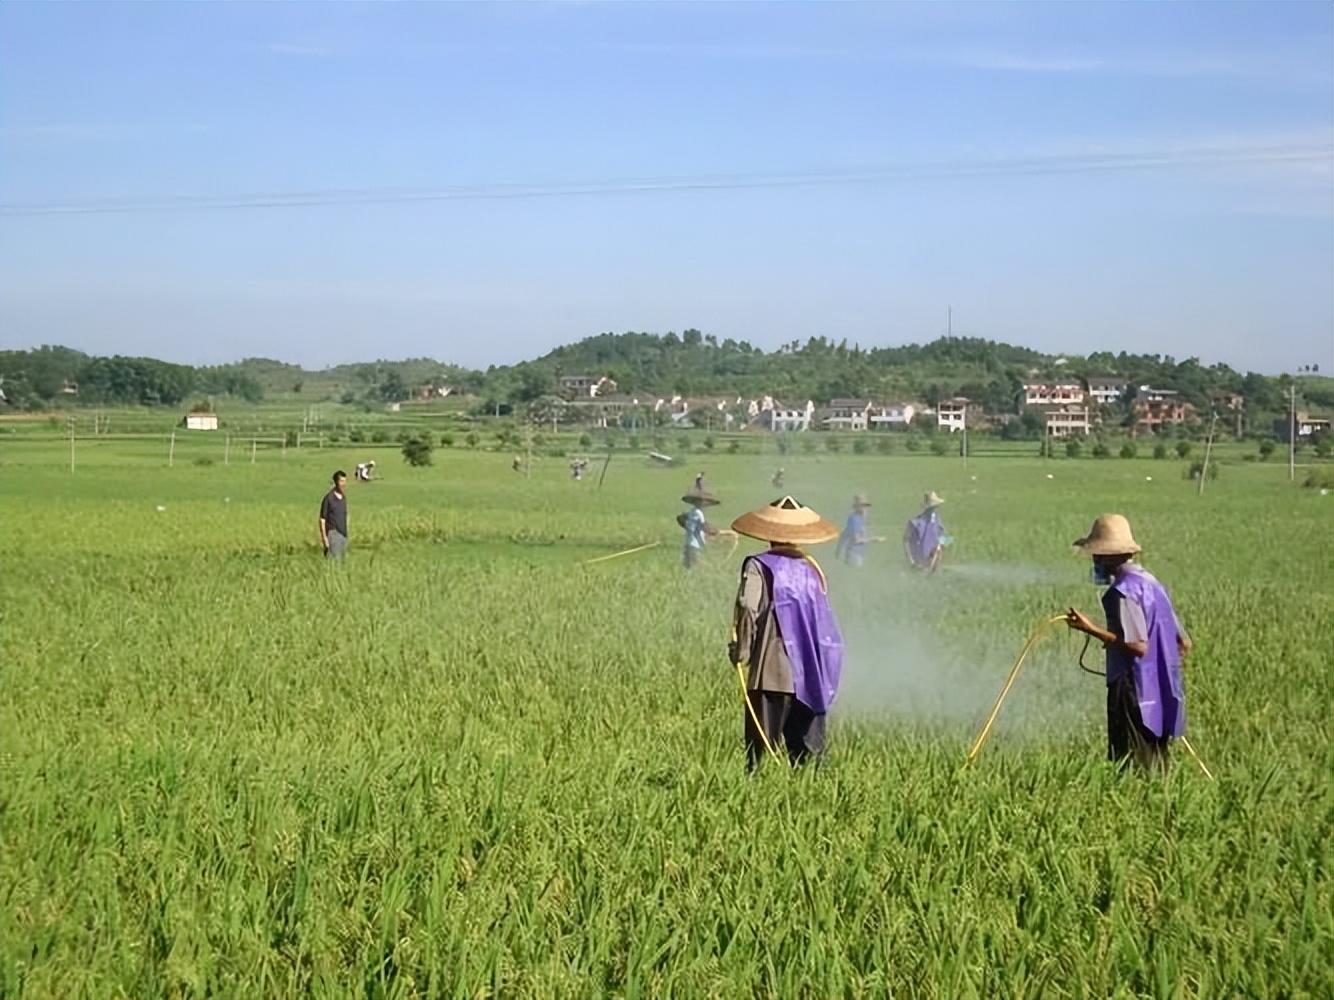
[[319, 470, 349, 559]]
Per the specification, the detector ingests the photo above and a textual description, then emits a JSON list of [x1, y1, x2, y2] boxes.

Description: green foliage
[[465, 431, 480, 449], [401, 434, 434, 466], [1091, 441, 1111, 459], [579, 433, 593, 448], [776, 435, 792, 455], [852, 437, 870, 455], [440, 433, 454, 448], [371, 429, 390, 444], [1120, 442, 1138, 459], [1258, 438, 1276, 460], [824, 436, 843, 453], [875, 436, 895, 455], [904, 434, 923, 452], [1153, 442, 1168, 460], [726, 439, 741, 454], [0, 450, 1327, 997], [1176, 440, 1193, 459], [702, 435, 716, 451], [348, 428, 365, 444], [1065, 439, 1083, 459], [930, 438, 950, 456], [800, 437, 817, 453]]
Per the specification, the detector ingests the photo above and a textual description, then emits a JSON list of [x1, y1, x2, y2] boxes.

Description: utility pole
[[947, 306, 952, 337], [1198, 414, 1218, 496], [1289, 380, 1297, 482]]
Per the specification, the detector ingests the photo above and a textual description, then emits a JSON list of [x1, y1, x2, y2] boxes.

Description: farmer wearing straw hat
[[904, 491, 947, 572], [728, 496, 845, 768], [1066, 514, 1192, 772], [676, 485, 720, 570], [835, 494, 873, 567]]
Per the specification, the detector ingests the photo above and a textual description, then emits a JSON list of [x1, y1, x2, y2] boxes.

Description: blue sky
[[1, 2, 1330, 373]]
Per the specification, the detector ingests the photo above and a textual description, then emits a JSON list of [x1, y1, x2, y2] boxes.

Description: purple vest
[[1106, 566, 1187, 739], [905, 511, 943, 566], [753, 551, 845, 714]]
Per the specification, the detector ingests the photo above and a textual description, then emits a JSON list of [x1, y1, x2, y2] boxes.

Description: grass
[[0, 436, 1330, 998]]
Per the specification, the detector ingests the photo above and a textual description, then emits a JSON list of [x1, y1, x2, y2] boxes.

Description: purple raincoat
[[905, 511, 943, 567], [1105, 565, 1187, 739], [753, 551, 845, 714]]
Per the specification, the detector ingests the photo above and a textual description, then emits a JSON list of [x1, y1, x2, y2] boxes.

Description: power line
[[1, 143, 1328, 217]]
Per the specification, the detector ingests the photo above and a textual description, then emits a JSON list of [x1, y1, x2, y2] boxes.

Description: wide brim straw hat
[[923, 491, 945, 508], [682, 489, 720, 506], [731, 495, 839, 545], [1073, 513, 1141, 555], [853, 493, 871, 508]]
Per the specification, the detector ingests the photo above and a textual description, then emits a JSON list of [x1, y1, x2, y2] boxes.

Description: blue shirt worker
[[835, 494, 873, 566], [676, 486, 720, 569]]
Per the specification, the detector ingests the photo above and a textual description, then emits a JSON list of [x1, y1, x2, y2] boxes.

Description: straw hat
[[1072, 513, 1141, 555], [731, 495, 839, 545], [923, 491, 945, 508], [853, 493, 871, 508], [681, 488, 720, 506]]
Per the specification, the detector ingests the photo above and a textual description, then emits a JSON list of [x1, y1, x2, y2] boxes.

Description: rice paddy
[[1, 435, 1330, 998]]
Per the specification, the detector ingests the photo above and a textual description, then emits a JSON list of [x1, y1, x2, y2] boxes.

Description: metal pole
[[251, 438, 257, 464], [168, 430, 175, 467], [1198, 414, 1217, 496], [1289, 382, 1296, 481], [224, 435, 230, 465], [69, 419, 75, 473]]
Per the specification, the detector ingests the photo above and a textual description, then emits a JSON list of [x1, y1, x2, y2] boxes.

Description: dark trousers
[[745, 691, 826, 770], [1107, 674, 1170, 772]]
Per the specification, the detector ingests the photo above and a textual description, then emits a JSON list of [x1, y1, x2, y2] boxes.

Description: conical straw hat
[[682, 488, 720, 506], [731, 495, 839, 545], [1072, 513, 1141, 555], [923, 491, 945, 508]]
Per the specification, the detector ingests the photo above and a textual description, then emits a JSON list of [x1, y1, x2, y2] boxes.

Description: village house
[[936, 397, 972, 433], [559, 374, 618, 400], [823, 399, 874, 432], [1044, 405, 1092, 438], [1284, 412, 1333, 439], [1131, 387, 1195, 435], [750, 397, 815, 433], [183, 412, 219, 431], [1085, 377, 1128, 406], [1023, 382, 1085, 408], [868, 402, 917, 430]]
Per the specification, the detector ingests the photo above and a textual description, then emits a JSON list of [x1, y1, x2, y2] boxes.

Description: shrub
[[1153, 442, 1168, 460], [930, 438, 950, 456], [776, 436, 792, 455], [800, 437, 817, 453], [1091, 441, 1110, 459], [371, 429, 390, 444], [825, 436, 843, 453], [402, 435, 434, 467], [465, 431, 480, 449], [875, 436, 895, 455], [348, 428, 365, 444], [1120, 442, 1138, 459], [727, 439, 741, 454], [1302, 468, 1334, 489], [440, 433, 454, 447], [852, 437, 869, 455], [1175, 440, 1193, 459], [579, 433, 593, 448], [1186, 459, 1219, 481], [1065, 439, 1083, 459], [193, 457, 214, 466], [703, 435, 716, 451], [628, 435, 640, 450], [1258, 438, 1276, 460]]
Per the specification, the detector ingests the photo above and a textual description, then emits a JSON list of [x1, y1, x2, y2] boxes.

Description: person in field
[[904, 491, 947, 572], [1065, 513, 1191, 772], [355, 460, 375, 482], [729, 496, 845, 769], [677, 485, 720, 569], [319, 470, 349, 560], [694, 471, 706, 491], [771, 467, 785, 489], [835, 494, 873, 567]]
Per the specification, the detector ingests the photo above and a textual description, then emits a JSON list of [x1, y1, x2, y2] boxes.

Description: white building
[[1137, 385, 1179, 403], [1023, 382, 1085, 407], [937, 397, 970, 433], [1045, 406, 1092, 438], [184, 412, 219, 431], [1086, 377, 1128, 406], [824, 399, 874, 432], [753, 397, 815, 433], [868, 402, 917, 429], [559, 374, 618, 399]]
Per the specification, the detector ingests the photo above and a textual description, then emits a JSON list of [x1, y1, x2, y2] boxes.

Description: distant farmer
[[512, 454, 523, 473], [694, 471, 706, 491], [835, 494, 873, 567], [771, 467, 786, 489], [904, 491, 947, 572], [729, 496, 845, 769], [571, 458, 588, 481], [355, 460, 375, 482], [677, 485, 720, 569], [319, 470, 349, 560], [1065, 514, 1191, 772]]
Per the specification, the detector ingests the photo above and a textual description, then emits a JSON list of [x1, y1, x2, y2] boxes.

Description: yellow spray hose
[[577, 540, 660, 566], [965, 615, 1068, 766], [735, 662, 781, 760]]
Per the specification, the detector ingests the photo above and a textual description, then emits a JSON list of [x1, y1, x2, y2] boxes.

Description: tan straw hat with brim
[[682, 488, 720, 506], [853, 493, 871, 508], [923, 491, 945, 508], [731, 496, 839, 545], [1072, 513, 1141, 555]]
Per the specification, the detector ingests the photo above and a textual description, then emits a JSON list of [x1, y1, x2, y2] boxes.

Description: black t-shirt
[[320, 489, 348, 536]]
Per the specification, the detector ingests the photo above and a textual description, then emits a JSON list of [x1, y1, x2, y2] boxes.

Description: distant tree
[[1175, 440, 1193, 459], [402, 434, 434, 467]]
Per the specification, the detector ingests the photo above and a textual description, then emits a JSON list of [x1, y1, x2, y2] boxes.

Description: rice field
[[1, 435, 1330, 998]]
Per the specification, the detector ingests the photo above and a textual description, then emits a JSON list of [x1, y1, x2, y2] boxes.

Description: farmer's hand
[[1066, 608, 1097, 634]]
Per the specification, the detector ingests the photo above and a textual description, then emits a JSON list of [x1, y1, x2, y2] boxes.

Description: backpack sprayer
[[965, 613, 1213, 779]]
